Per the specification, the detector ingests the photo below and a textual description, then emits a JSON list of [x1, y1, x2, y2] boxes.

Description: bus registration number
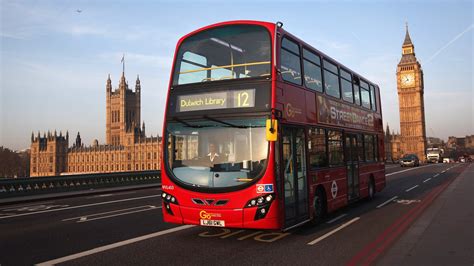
[[200, 219, 225, 227]]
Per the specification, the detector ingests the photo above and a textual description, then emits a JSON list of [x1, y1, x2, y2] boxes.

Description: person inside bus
[[206, 142, 224, 166]]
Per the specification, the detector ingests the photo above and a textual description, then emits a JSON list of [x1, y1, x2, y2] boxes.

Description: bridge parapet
[[0, 171, 160, 199]]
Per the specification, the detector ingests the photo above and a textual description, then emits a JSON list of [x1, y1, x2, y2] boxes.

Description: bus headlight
[[162, 192, 179, 215], [244, 193, 275, 220], [245, 193, 274, 208]]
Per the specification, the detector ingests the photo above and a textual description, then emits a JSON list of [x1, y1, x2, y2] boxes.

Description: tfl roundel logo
[[256, 184, 273, 193]]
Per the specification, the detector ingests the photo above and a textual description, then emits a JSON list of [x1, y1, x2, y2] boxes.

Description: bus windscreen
[[172, 25, 271, 86], [166, 117, 268, 189]]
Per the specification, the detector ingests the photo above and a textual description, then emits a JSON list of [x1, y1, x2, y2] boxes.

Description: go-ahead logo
[[199, 210, 221, 220], [286, 103, 302, 118]]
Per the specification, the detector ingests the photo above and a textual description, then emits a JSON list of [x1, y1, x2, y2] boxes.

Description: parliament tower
[[30, 67, 161, 177], [106, 72, 142, 146], [396, 25, 427, 161]]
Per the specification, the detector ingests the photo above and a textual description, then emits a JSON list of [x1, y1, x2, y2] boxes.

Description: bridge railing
[[0, 170, 160, 199]]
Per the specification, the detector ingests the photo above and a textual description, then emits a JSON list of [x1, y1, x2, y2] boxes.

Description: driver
[[207, 143, 221, 164]]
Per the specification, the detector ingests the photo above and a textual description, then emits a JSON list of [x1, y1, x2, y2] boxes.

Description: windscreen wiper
[[172, 117, 206, 128], [203, 115, 247, 128]]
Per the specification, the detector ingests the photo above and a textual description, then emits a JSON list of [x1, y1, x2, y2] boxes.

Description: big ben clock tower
[[396, 24, 427, 161]]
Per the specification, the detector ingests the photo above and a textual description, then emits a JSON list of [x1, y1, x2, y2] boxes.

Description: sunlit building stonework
[[384, 125, 403, 162], [30, 73, 161, 177], [396, 25, 427, 160]]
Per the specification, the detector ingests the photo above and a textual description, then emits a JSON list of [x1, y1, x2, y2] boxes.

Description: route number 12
[[233, 89, 255, 108]]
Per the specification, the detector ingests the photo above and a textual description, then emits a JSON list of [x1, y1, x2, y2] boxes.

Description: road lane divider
[[385, 164, 434, 177], [326, 213, 347, 224], [376, 196, 398, 209], [347, 176, 454, 266], [423, 178, 431, 183], [36, 225, 195, 266], [0, 195, 160, 220], [62, 205, 160, 223], [0, 201, 55, 211], [433, 173, 440, 177], [76, 206, 159, 223], [405, 185, 419, 192], [307, 217, 360, 245]]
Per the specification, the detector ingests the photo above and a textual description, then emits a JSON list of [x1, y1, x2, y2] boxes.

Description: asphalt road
[[0, 163, 470, 266]]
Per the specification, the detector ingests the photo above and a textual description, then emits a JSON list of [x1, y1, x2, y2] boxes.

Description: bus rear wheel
[[311, 189, 326, 225]]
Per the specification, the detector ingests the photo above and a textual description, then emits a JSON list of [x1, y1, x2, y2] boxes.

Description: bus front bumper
[[163, 204, 280, 229]]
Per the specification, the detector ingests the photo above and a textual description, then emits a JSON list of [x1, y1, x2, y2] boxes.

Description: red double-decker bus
[[161, 20, 385, 230]]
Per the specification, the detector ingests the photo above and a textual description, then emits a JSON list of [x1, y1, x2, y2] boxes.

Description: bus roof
[[176, 20, 379, 88]]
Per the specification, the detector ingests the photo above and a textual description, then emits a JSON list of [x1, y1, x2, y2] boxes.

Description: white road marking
[[326, 214, 347, 224], [0, 201, 54, 211], [0, 195, 160, 220], [405, 185, 419, 192], [86, 194, 114, 199], [62, 205, 160, 222], [77, 207, 160, 223], [2, 204, 69, 212], [307, 217, 360, 245], [386, 164, 434, 176], [36, 225, 195, 266], [441, 170, 446, 173], [376, 196, 398, 209], [433, 173, 440, 177], [86, 191, 138, 199], [423, 178, 431, 183], [395, 199, 421, 205]]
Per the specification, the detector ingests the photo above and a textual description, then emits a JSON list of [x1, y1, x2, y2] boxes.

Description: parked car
[[400, 154, 420, 167]]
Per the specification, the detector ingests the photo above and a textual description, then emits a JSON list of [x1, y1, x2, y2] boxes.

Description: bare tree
[[0, 146, 30, 178]]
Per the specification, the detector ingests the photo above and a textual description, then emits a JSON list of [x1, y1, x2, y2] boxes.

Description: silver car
[[400, 154, 420, 167]]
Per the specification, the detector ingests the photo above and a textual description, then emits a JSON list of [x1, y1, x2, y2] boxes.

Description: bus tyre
[[368, 179, 375, 200], [311, 189, 326, 225]]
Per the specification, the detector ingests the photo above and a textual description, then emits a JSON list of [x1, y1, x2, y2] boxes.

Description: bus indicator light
[[266, 119, 278, 141]]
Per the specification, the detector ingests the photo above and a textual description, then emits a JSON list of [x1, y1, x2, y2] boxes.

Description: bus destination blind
[[177, 89, 256, 112]]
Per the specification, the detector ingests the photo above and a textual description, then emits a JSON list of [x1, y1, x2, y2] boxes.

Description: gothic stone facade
[[396, 26, 427, 160], [30, 132, 69, 176], [30, 73, 161, 177], [384, 125, 403, 162]]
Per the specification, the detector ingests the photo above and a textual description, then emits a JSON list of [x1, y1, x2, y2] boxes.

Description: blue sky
[[1, 0, 473, 150]]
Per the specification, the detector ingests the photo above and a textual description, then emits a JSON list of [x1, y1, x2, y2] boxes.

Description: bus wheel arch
[[311, 185, 327, 225], [368, 175, 375, 200]]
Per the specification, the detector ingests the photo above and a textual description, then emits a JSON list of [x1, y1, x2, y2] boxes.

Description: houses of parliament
[[30, 72, 161, 177]]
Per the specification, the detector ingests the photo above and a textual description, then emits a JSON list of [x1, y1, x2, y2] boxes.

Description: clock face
[[401, 73, 415, 87]]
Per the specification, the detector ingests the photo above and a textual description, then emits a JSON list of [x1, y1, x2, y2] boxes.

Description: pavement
[[378, 163, 474, 265]]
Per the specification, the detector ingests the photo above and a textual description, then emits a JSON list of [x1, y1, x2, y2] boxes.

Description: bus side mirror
[[266, 119, 278, 141]]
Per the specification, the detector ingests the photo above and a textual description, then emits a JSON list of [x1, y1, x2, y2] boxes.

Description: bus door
[[281, 127, 309, 227], [345, 134, 360, 201]]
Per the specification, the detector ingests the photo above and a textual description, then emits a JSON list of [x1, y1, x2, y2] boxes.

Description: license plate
[[200, 219, 225, 227]]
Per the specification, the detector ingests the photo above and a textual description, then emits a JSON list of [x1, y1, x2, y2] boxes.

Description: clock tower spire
[[396, 24, 427, 161]]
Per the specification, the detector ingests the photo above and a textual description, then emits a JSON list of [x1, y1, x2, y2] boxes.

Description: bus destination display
[[177, 89, 255, 112]]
